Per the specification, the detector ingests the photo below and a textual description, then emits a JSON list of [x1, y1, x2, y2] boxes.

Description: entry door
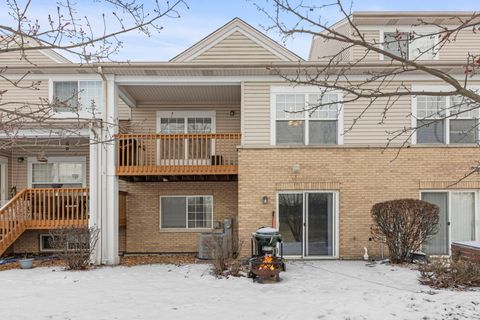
[[278, 192, 336, 257]]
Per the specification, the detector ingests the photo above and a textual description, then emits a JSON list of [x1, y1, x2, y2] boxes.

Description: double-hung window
[[160, 196, 213, 229], [415, 95, 478, 144], [382, 31, 437, 60], [52, 80, 103, 113], [273, 90, 342, 145]]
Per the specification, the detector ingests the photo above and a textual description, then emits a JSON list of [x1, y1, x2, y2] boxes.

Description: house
[[0, 13, 479, 264]]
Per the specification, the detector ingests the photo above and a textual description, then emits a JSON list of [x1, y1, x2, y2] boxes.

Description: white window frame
[[420, 190, 479, 256], [270, 86, 344, 146], [411, 85, 480, 145], [156, 111, 216, 134], [379, 26, 440, 61], [48, 79, 103, 119], [27, 156, 87, 188], [159, 195, 214, 230], [39, 234, 60, 252]]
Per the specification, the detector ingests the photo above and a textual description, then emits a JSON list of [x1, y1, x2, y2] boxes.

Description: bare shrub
[[49, 226, 99, 270], [207, 235, 244, 277], [419, 258, 480, 289], [371, 199, 439, 263]]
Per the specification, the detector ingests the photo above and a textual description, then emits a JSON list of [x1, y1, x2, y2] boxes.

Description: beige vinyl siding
[[130, 104, 240, 133], [310, 23, 352, 61], [440, 29, 480, 61], [118, 97, 131, 121], [242, 82, 271, 145], [351, 30, 380, 62], [0, 50, 61, 66], [242, 80, 480, 147], [190, 31, 283, 63], [0, 79, 49, 109]]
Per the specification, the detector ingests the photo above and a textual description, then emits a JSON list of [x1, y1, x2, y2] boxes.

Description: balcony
[[115, 133, 241, 177]]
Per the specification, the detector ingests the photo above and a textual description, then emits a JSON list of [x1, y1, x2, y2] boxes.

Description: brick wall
[[125, 181, 238, 253], [237, 147, 480, 259], [11, 228, 126, 255], [12, 230, 43, 253]]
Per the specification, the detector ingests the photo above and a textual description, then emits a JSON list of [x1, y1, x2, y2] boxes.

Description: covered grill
[[248, 227, 286, 283]]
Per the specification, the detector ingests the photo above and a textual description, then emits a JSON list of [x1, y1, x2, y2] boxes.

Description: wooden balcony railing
[[0, 188, 89, 255], [116, 133, 241, 176]]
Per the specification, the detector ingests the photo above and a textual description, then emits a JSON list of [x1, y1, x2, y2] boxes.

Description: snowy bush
[[419, 257, 480, 288], [371, 199, 439, 263]]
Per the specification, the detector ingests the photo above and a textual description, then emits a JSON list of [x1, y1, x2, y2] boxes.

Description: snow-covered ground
[[1, 260, 479, 320]]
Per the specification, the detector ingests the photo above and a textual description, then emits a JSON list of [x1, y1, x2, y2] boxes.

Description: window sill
[[159, 228, 214, 233]]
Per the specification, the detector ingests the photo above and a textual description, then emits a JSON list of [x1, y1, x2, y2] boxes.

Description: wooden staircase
[[0, 188, 89, 256]]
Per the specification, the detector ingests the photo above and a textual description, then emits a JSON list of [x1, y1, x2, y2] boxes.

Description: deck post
[[90, 74, 119, 265]]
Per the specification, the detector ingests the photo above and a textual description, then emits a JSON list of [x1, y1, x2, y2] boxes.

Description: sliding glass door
[[278, 192, 337, 257], [422, 191, 477, 255]]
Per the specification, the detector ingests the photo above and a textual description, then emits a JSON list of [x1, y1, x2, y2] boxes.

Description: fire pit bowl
[[248, 256, 285, 283]]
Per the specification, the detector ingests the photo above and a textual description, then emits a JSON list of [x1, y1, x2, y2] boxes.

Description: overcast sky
[[1, 0, 479, 61]]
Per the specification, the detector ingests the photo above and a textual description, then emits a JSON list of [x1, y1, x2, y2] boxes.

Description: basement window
[[39, 234, 59, 252], [160, 196, 213, 229]]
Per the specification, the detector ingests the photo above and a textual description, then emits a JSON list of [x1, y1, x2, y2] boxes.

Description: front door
[[278, 192, 337, 257]]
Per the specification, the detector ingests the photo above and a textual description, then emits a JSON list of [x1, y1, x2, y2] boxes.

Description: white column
[[89, 125, 102, 265], [103, 74, 119, 265], [89, 74, 119, 265]]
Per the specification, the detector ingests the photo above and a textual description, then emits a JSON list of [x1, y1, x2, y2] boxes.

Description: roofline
[[1, 60, 474, 72], [170, 17, 303, 62], [352, 11, 478, 17]]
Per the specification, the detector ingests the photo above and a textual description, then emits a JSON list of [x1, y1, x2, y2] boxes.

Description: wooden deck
[[0, 188, 89, 255], [116, 133, 241, 176]]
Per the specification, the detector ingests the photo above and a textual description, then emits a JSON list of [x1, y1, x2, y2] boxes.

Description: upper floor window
[[415, 95, 479, 144], [383, 31, 437, 60], [273, 91, 342, 146], [52, 80, 103, 113]]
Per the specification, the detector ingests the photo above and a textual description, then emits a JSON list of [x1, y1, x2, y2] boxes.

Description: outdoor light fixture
[[292, 164, 301, 174], [36, 150, 48, 163], [229, 110, 235, 117], [16, 157, 25, 163], [261, 196, 268, 204]]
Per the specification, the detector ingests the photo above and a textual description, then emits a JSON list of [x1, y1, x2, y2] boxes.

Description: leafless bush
[[207, 235, 244, 277], [419, 257, 480, 289], [371, 199, 439, 263], [49, 226, 99, 270]]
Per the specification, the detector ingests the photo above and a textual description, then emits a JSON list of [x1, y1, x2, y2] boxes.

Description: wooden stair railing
[[0, 188, 89, 256]]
